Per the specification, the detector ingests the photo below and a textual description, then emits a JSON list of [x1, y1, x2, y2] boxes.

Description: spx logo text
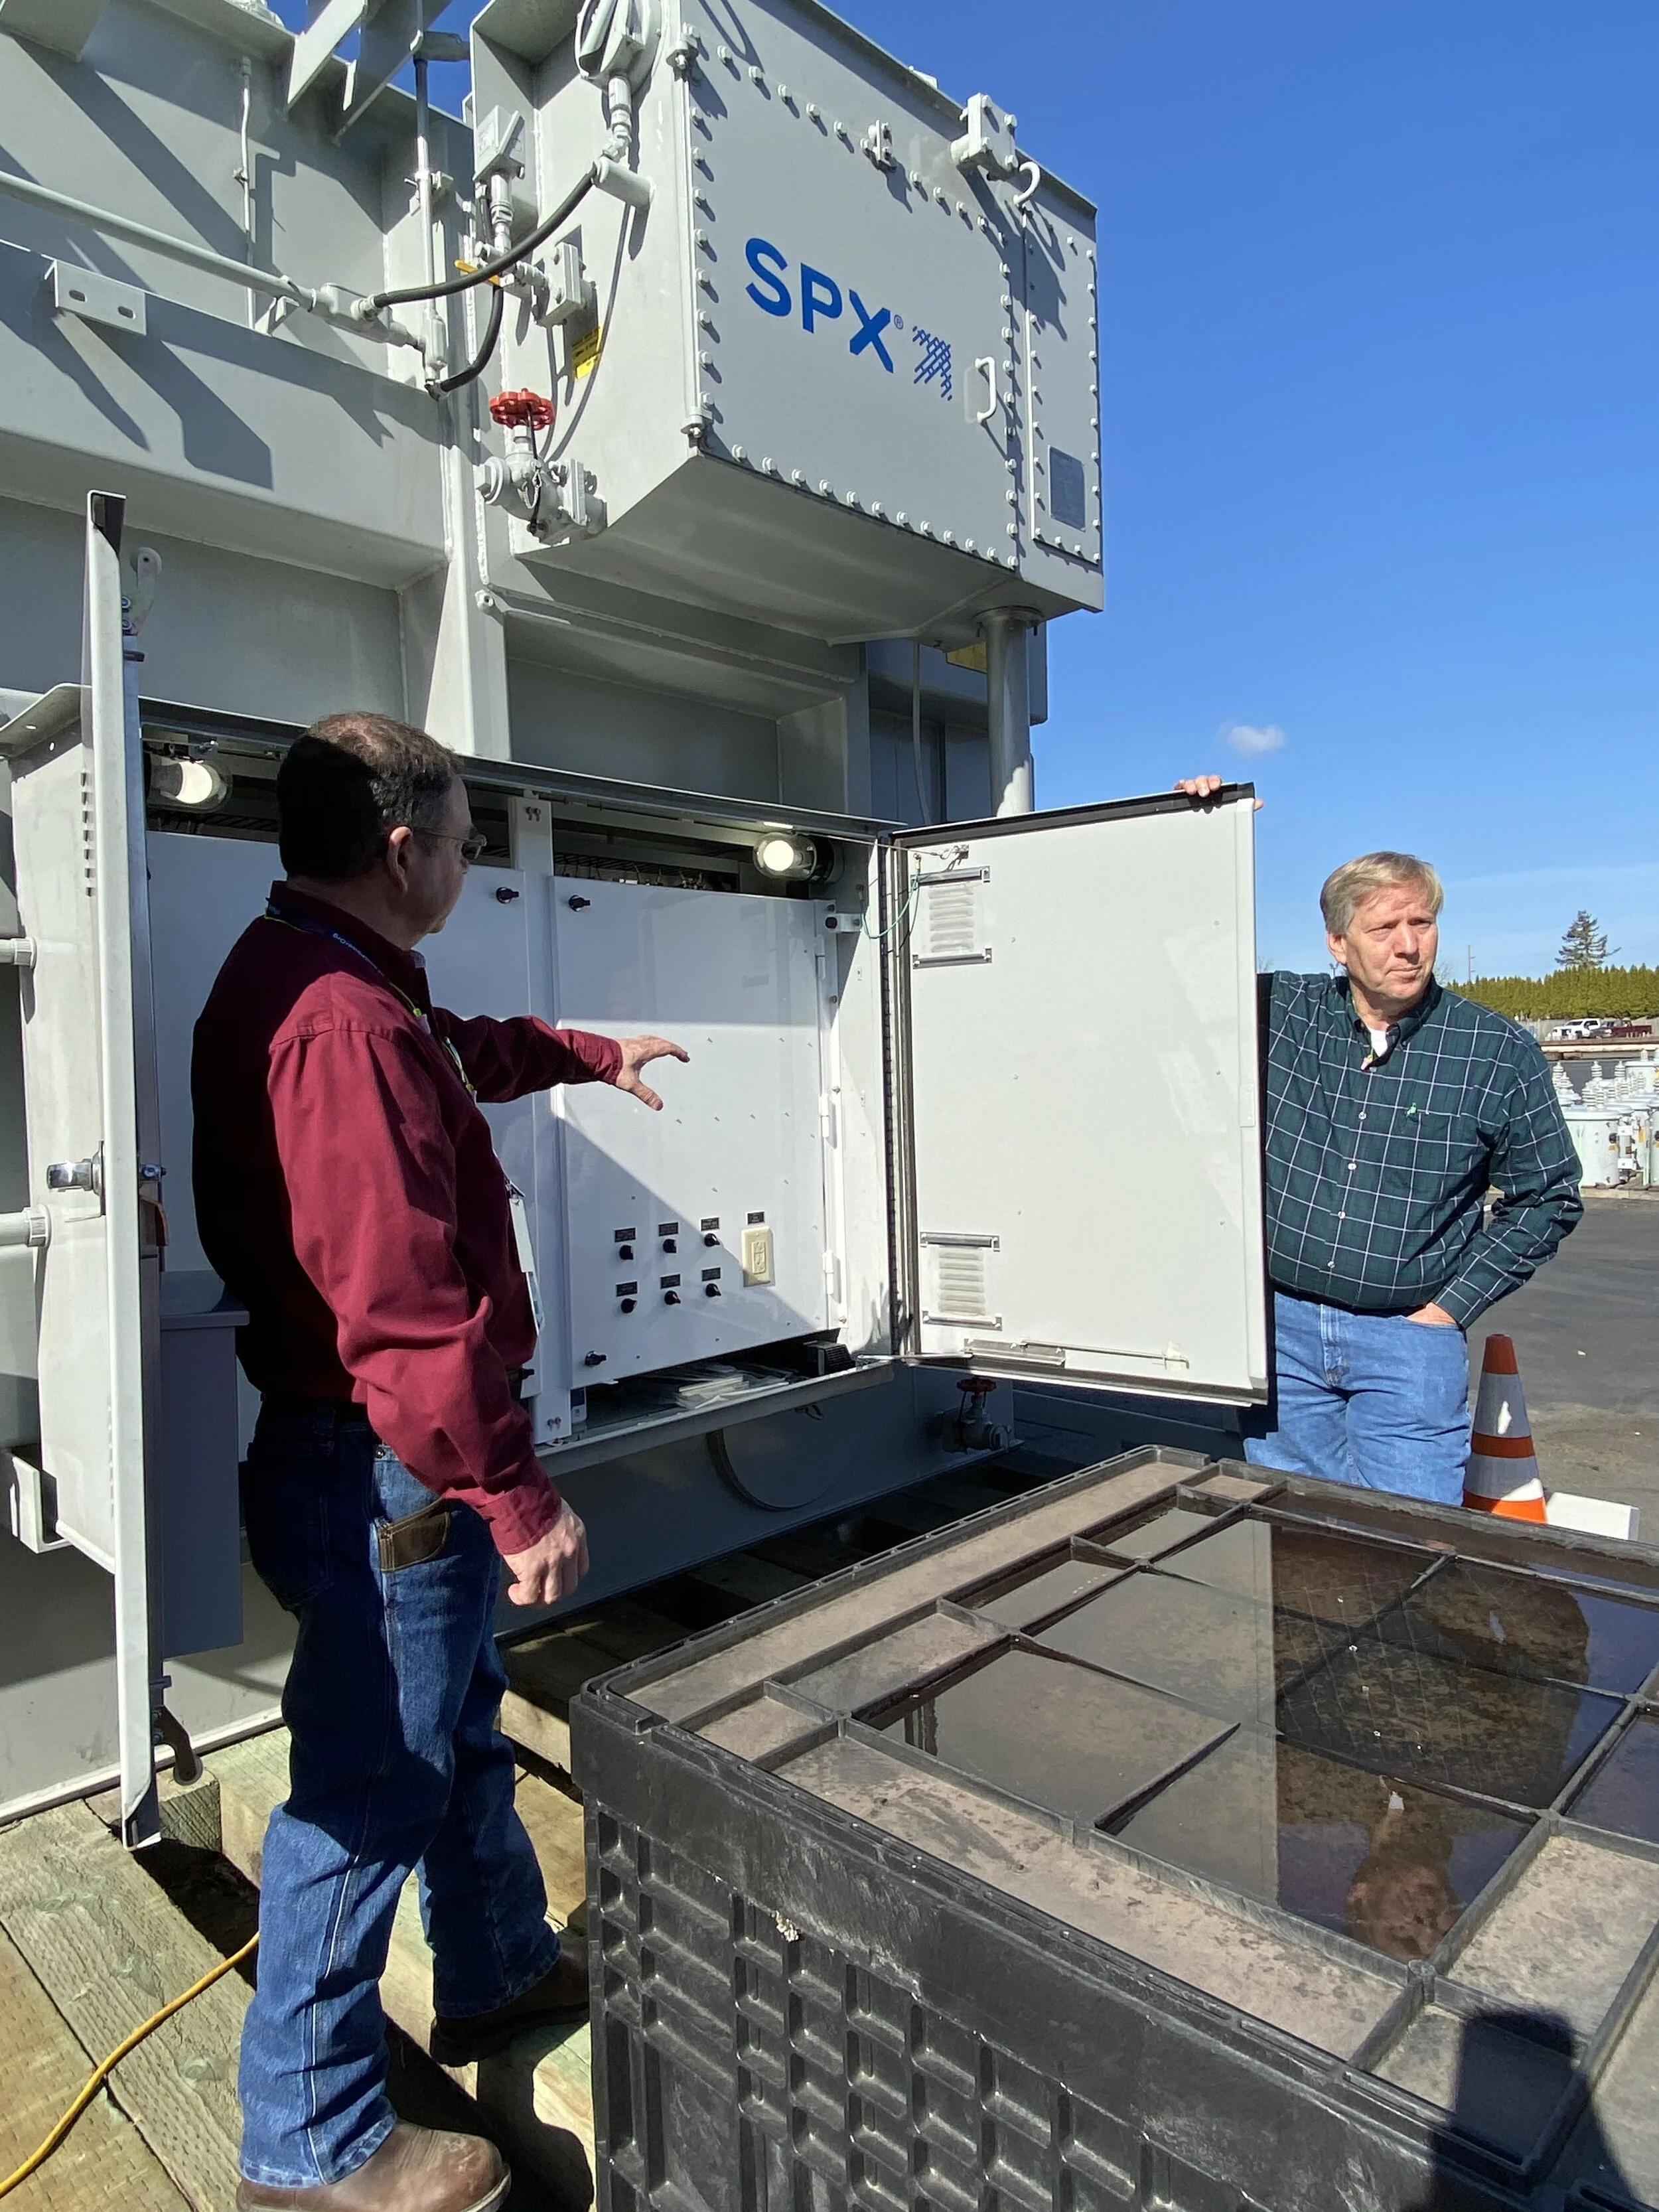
[[745, 239, 893, 368], [745, 238, 954, 400]]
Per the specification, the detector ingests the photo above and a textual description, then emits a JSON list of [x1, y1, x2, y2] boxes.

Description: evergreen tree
[[1557, 910, 1611, 970]]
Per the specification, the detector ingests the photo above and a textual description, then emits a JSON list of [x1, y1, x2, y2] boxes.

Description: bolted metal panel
[[474, 0, 1102, 643], [1023, 212, 1103, 579]]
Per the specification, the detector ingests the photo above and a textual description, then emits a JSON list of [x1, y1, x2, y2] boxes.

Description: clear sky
[[275, 2, 1659, 978]]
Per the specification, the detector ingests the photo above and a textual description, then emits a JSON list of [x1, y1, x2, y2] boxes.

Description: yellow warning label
[[570, 324, 603, 379], [946, 641, 989, 674]]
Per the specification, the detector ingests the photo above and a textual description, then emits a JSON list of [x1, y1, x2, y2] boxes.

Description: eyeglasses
[[414, 828, 489, 866]]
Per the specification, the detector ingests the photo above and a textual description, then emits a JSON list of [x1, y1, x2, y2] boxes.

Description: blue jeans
[[236, 1402, 559, 2189], [1243, 1290, 1471, 1503]]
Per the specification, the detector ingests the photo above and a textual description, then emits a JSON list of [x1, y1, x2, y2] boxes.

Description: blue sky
[[276, 2, 1659, 977]]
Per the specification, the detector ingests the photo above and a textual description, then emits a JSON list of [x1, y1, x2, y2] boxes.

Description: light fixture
[[752, 830, 817, 879], [149, 756, 229, 810]]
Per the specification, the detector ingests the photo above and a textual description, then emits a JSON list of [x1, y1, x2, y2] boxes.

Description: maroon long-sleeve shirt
[[192, 883, 622, 1553]]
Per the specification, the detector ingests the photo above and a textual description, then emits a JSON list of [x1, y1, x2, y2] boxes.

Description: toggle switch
[[704, 1283, 721, 1299], [664, 1290, 681, 1305], [619, 1297, 636, 1313], [703, 1232, 719, 1247], [584, 1351, 607, 1366]]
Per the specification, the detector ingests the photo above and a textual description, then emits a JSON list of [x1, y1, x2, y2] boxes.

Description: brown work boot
[[429, 1939, 589, 2067], [236, 2122, 508, 2211]]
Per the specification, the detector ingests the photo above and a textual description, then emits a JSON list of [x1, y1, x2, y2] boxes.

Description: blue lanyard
[[266, 904, 476, 1098]]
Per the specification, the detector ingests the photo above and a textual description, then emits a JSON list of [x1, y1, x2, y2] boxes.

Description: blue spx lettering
[[745, 238, 895, 372]]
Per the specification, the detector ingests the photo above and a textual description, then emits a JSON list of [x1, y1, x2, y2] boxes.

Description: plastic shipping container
[[574, 1446, 1659, 2211]]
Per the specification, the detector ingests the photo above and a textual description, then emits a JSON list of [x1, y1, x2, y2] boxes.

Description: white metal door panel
[[897, 791, 1267, 1400], [149, 839, 540, 1267], [417, 859, 535, 1189], [1, 494, 164, 1843], [419, 863, 579, 1445], [145, 838, 579, 1440], [148, 830, 275, 1274], [554, 877, 831, 1378], [9, 709, 119, 1561]]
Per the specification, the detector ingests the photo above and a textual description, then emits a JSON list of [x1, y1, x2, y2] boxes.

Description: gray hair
[[1321, 851, 1444, 939]]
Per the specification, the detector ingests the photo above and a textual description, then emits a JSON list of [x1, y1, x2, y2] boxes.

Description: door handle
[[974, 355, 998, 424]]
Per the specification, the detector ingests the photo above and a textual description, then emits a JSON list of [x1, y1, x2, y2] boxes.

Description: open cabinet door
[[890, 788, 1267, 1402], [1, 494, 163, 1843]]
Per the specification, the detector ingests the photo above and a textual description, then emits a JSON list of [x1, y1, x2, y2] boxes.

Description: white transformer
[[0, 0, 1266, 1844]]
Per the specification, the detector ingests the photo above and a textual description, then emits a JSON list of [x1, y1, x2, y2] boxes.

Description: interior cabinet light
[[753, 832, 816, 879], [151, 757, 229, 809]]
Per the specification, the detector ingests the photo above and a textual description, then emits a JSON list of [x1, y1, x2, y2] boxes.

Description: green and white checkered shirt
[[1263, 973, 1583, 1325]]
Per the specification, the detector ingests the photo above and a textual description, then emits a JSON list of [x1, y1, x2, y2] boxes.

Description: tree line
[[1451, 911, 1659, 1021], [1450, 968, 1659, 1020], [1446, 909, 1659, 1019]]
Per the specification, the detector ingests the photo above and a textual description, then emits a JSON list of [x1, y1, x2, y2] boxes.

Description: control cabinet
[[0, 510, 1263, 1842]]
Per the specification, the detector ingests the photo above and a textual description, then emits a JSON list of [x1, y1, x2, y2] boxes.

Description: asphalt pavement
[[1471, 1188, 1659, 1534]]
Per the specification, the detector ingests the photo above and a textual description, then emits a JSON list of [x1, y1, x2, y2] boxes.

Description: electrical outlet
[[741, 1223, 774, 1286]]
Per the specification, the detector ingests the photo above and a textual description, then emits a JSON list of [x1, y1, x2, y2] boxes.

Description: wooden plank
[[498, 1684, 571, 1775], [0, 1801, 246, 2212], [0, 1919, 190, 2212], [496, 1604, 686, 1769], [514, 1773, 587, 1927], [212, 1726, 290, 1889], [210, 1732, 596, 2199], [502, 1629, 616, 1712]]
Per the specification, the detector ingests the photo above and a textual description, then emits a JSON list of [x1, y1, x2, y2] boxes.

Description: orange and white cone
[[1463, 1334, 1547, 1520]]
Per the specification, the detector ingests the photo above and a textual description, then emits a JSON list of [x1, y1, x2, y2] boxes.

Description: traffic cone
[[1463, 1335, 1548, 1520]]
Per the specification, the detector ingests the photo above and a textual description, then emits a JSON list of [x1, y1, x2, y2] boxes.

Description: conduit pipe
[[0, 170, 428, 355], [981, 607, 1039, 816]]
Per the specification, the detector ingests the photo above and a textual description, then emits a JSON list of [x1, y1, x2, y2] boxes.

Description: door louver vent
[[914, 875, 991, 967], [922, 1236, 1000, 1328]]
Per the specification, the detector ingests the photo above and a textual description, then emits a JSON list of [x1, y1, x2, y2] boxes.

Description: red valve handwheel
[[489, 388, 555, 431]]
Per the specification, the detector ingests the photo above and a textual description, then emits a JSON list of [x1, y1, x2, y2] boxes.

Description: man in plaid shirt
[[1181, 782, 1581, 1500]]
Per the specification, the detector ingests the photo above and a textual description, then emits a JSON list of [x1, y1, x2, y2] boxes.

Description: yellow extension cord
[[0, 1932, 259, 2200]]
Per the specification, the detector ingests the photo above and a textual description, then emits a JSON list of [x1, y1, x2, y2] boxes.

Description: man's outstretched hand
[[503, 1499, 589, 1607], [615, 1033, 689, 1111]]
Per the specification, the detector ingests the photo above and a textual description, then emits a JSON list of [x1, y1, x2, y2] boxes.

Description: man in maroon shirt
[[195, 712, 685, 2212]]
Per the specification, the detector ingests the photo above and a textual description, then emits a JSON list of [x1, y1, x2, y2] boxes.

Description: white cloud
[[1220, 719, 1287, 758]]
